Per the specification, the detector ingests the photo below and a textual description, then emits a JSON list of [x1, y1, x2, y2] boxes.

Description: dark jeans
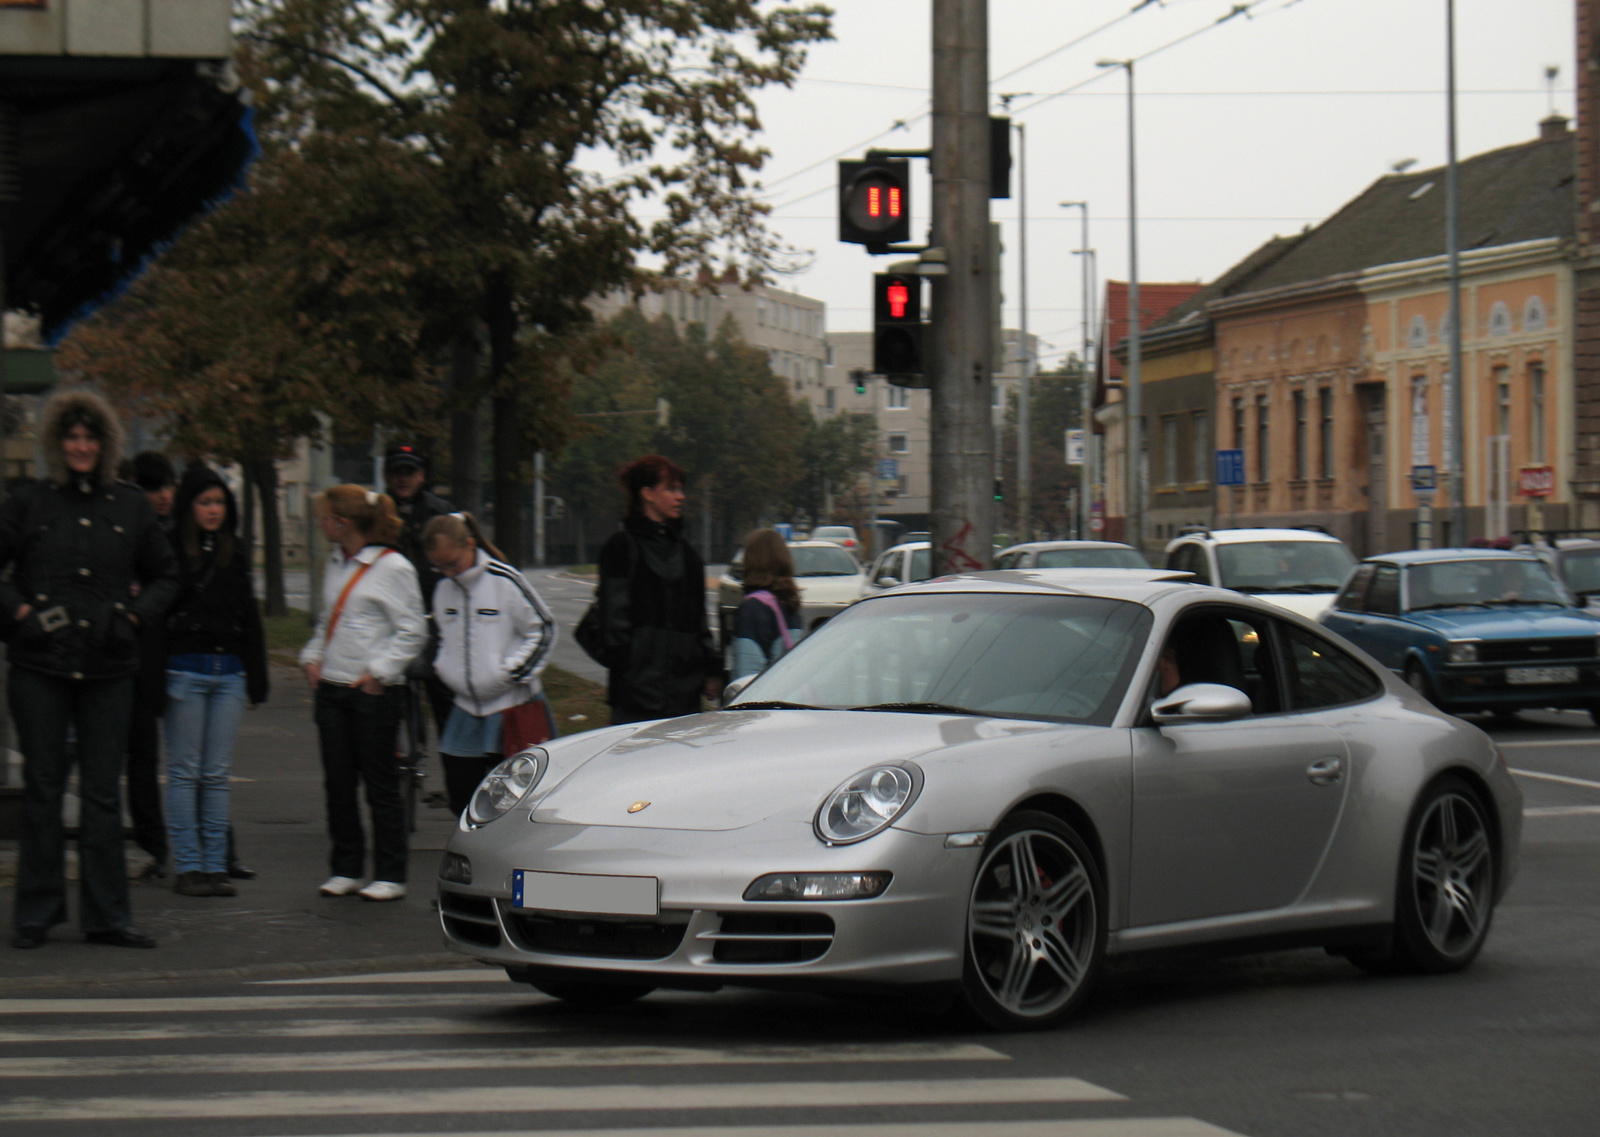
[[125, 699, 167, 862], [314, 683, 407, 883], [10, 669, 135, 933], [442, 753, 497, 818]]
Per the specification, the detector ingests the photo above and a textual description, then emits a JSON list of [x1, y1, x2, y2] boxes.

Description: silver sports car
[[438, 569, 1522, 1030]]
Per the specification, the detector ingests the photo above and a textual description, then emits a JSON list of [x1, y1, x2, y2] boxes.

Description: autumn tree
[[790, 411, 877, 526]]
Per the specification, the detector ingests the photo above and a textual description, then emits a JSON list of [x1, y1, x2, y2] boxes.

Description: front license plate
[[1507, 666, 1578, 685], [513, 870, 659, 916]]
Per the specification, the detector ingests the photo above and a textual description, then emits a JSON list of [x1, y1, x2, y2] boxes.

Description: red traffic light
[[839, 159, 911, 245]]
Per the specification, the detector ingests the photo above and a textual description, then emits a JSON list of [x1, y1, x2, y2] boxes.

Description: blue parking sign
[[1215, 449, 1245, 486]]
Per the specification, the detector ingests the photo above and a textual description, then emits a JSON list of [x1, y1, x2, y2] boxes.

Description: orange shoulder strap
[[325, 548, 393, 644]]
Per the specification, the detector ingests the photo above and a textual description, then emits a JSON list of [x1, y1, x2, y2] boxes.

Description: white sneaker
[[358, 880, 406, 902], [319, 876, 363, 897]]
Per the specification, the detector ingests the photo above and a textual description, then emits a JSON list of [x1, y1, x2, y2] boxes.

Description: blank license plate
[[513, 870, 658, 916], [1507, 666, 1578, 685]]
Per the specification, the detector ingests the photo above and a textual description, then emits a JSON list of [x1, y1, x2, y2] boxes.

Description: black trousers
[[314, 683, 407, 883], [10, 669, 135, 934], [442, 754, 498, 818], [125, 699, 168, 863]]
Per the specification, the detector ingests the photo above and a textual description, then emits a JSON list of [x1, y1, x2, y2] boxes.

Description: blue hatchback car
[[1320, 549, 1600, 722]]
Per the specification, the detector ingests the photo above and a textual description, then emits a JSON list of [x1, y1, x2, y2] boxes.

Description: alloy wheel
[[1410, 790, 1493, 959]]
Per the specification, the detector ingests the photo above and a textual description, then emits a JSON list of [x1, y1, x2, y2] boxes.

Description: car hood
[[529, 710, 1057, 831], [1405, 607, 1600, 639], [1250, 592, 1338, 620]]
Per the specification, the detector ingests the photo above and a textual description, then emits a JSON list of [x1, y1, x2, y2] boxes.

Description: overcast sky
[[746, 0, 1575, 368]]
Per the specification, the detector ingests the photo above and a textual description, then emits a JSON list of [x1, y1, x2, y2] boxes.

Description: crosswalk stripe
[[1510, 767, 1600, 791], [256, 969, 510, 985], [0, 1041, 1006, 1078], [0, 1016, 550, 1044], [0, 993, 517, 1015], [0, 1077, 1124, 1121], [274, 1123, 1245, 1137], [1525, 804, 1600, 817]]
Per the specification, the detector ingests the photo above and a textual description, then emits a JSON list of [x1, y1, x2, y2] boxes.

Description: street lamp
[[1061, 200, 1090, 540], [1097, 57, 1142, 553]]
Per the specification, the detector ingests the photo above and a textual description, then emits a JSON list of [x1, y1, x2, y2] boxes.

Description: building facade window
[[825, 388, 836, 411], [1407, 315, 1429, 349], [1493, 365, 1511, 438], [1232, 395, 1245, 448], [888, 433, 908, 454], [1255, 394, 1270, 482], [1488, 302, 1512, 337], [1318, 387, 1334, 479], [886, 385, 909, 410], [1529, 362, 1546, 463], [1192, 411, 1210, 483], [1292, 389, 1308, 480], [1523, 296, 1547, 332], [1161, 416, 1178, 486]]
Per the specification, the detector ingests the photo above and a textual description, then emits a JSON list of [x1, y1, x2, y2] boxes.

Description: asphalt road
[[4, 707, 1596, 1137]]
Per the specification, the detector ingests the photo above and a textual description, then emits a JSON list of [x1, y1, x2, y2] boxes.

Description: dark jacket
[[0, 390, 179, 681], [596, 513, 719, 716], [393, 487, 454, 604], [165, 466, 269, 705]]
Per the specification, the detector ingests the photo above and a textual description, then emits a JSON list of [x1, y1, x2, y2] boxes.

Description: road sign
[[1411, 464, 1436, 492], [1065, 428, 1084, 465], [1215, 449, 1245, 487], [878, 458, 899, 479], [1518, 465, 1555, 497], [773, 523, 793, 540]]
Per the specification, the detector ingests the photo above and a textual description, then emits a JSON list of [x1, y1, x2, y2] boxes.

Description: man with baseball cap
[[382, 445, 457, 756]]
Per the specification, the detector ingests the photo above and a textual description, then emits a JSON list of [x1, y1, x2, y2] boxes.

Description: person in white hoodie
[[422, 512, 558, 815]]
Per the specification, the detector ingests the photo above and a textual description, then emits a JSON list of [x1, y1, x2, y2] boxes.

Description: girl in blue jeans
[[164, 466, 268, 898]]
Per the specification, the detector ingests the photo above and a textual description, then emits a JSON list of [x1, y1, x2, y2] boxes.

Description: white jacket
[[300, 545, 428, 686], [432, 550, 557, 716]]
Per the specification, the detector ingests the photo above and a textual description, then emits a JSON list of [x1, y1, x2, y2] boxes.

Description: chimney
[[1541, 113, 1570, 141]]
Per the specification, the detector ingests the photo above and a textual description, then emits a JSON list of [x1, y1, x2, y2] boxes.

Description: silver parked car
[[994, 540, 1150, 571], [439, 568, 1521, 1029]]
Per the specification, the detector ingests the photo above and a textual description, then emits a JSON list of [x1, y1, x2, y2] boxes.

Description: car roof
[[997, 541, 1138, 554], [880, 567, 1194, 605], [880, 541, 931, 554], [1366, 548, 1545, 565], [1167, 527, 1344, 547], [789, 539, 857, 549]]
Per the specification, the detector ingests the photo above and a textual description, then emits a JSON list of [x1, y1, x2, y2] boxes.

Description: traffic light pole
[[928, 0, 995, 575]]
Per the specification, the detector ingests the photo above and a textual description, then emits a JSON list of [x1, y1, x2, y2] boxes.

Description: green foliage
[[999, 358, 1088, 537], [790, 412, 877, 524]]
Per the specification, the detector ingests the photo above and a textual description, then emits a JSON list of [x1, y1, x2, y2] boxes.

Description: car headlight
[[814, 762, 923, 845], [466, 749, 548, 826], [1445, 641, 1478, 664]]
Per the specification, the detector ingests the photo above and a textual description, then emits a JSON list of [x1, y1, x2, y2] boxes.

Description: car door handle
[[1307, 756, 1344, 786]]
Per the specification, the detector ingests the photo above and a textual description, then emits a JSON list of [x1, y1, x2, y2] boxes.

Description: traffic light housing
[[872, 272, 924, 379], [839, 159, 911, 246], [850, 368, 868, 396], [993, 477, 1004, 502]]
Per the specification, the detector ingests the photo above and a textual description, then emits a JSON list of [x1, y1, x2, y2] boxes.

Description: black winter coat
[[596, 514, 719, 716], [166, 544, 270, 705], [394, 488, 454, 604], [0, 479, 179, 680]]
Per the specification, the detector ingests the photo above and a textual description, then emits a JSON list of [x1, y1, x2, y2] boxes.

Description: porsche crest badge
[[627, 801, 651, 813]]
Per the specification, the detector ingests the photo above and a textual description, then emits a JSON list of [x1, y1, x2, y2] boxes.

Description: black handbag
[[575, 533, 635, 666]]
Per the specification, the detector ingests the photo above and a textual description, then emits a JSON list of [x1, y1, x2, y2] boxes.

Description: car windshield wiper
[[1258, 583, 1340, 594], [1409, 601, 1491, 611], [849, 701, 980, 716], [728, 700, 823, 711], [1481, 598, 1569, 608]]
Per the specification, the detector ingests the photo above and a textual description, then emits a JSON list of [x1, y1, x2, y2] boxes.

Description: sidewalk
[[0, 663, 471, 993]]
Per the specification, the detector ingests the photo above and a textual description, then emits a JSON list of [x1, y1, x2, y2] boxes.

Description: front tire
[[1404, 663, 1440, 709], [961, 810, 1105, 1030]]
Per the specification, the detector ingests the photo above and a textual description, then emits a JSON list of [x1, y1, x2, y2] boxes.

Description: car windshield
[[1407, 558, 1572, 610], [910, 548, 932, 582], [1559, 548, 1600, 596], [791, 545, 860, 577], [1215, 540, 1355, 593], [1036, 547, 1150, 569], [730, 592, 1150, 724]]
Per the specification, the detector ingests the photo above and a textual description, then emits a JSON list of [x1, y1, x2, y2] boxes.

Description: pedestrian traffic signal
[[994, 477, 1004, 502], [839, 159, 911, 246], [872, 272, 923, 379]]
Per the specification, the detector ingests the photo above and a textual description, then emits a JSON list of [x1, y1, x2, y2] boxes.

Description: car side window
[[1159, 606, 1282, 715], [1366, 564, 1401, 616], [873, 555, 900, 586], [995, 552, 1020, 570], [1276, 621, 1382, 710], [1333, 564, 1375, 612]]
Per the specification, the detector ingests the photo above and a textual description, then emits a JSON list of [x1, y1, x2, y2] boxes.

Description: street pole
[[1098, 59, 1141, 553], [1062, 201, 1090, 542], [533, 449, 546, 568], [1016, 121, 1031, 543], [1445, 0, 1466, 547], [929, 0, 995, 574]]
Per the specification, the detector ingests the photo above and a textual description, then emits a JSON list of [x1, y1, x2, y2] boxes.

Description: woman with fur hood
[[0, 390, 178, 950], [163, 465, 269, 899]]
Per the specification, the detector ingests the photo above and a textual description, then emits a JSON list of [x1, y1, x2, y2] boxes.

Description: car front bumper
[[1431, 660, 1600, 712], [437, 816, 979, 990]]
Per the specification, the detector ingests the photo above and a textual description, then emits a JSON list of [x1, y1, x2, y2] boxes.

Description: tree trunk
[[486, 277, 525, 566], [245, 458, 287, 617], [449, 326, 482, 513]]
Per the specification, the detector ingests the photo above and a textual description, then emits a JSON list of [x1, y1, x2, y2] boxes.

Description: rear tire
[[960, 810, 1105, 1030]]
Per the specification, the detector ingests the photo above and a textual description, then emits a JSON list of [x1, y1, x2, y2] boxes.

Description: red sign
[[1518, 465, 1555, 498]]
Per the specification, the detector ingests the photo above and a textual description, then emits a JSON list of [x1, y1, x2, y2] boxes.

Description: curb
[[0, 951, 484, 994]]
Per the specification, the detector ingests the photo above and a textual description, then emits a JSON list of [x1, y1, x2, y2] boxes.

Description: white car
[[808, 525, 862, 553], [717, 540, 865, 651], [1163, 527, 1356, 620], [861, 541, 933, 597]]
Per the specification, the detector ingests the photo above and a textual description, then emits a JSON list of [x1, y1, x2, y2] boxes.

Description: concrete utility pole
[[1099, 59, 1141, 553], [929, 0, 995, 575], [1015, 121, 1031, 543], [1445, 0, 1467, 546], [1062, 201, 1091, 541]]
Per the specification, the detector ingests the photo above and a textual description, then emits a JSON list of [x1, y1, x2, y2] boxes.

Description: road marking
[[0, 1017, 551, 1044], [1510, 768, 1600, 791], [0, 1078, 1125, 1121], [0, 1042, 1007, 1078], [1524, 805, 1600, 817], [0, 993, 518, 1016], [283, 1124, 1243, 1137], [256, 969, 509, 985], [1498, 738, 1599, 748]]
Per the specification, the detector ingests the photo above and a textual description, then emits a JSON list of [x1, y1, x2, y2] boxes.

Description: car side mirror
[[878, 576, 901, 588], [721, 674, 756, 707], [1151, 683, 1252, 725]]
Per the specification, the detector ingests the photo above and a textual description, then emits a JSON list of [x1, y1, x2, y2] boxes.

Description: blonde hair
[[314, 484, 402, 546], [421, 511, 505, 563]]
